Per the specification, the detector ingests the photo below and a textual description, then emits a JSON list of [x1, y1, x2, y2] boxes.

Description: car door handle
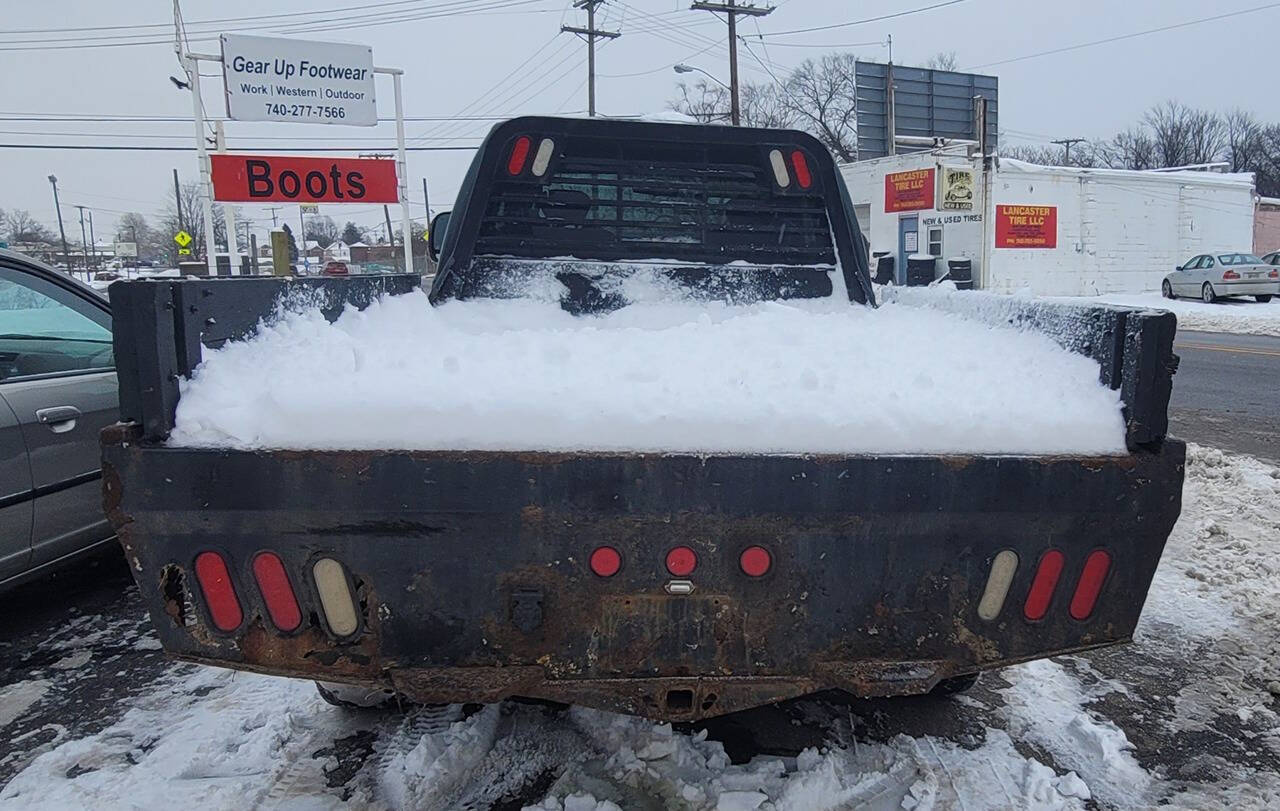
[[36, 406, 81, 433]]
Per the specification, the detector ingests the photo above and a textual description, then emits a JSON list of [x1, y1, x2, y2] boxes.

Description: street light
[[673, 63, 729, 91]]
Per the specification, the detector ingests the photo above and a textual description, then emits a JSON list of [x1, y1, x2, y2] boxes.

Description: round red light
[[589, 546, 621, 577], [739, 546, 772, 577], [665, 546, 698, 577]]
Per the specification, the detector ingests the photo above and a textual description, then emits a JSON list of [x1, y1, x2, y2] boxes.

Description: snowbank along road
[[1, 445, 1277, 809]]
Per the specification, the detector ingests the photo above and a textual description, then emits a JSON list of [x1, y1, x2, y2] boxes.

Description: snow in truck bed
[[168, 289, 1128, 455]]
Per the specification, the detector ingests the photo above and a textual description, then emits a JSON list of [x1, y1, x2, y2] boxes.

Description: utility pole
[[87, 209, 97, 270], [75, 205, 90, 275], [382, 204, 398, 271], [266, 206, 282, 228], [690, 0, 772, 126], [47, 175, 70, 273], [1051, 137, 1086, 165], [173, 168, 185, 231], [562, 1, 619, 117], [886, 34, 896, 155]]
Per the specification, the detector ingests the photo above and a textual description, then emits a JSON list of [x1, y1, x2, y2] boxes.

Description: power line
[[691, 1, 774, 127], [966, 2, 1280, 70], [0, 0, 556, 50], [761, 0, 967, 37]]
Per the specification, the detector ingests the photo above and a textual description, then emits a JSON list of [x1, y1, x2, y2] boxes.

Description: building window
[[927, 227, 943, 257]]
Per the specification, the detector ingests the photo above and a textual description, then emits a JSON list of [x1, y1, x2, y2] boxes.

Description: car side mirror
[[427, 211, 451, 263]]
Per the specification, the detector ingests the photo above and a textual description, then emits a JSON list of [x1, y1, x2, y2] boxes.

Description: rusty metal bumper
[[103, 425, 1185, 721]]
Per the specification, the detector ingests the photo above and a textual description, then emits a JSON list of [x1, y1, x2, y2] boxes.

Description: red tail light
[[1223, 270, 1241, 280], [739, 546, 772, 577], [252, 552, 302, 632], [194, 551, 243, 632], [1069, 550, 1112, 620], [1023, 549, 1065, 621], [507, 135, 532, 175], [665, 546, 698, 577], [1269, 269, 1279, 279], [589, 546, 622, 577], [790, 150, 812, 188]]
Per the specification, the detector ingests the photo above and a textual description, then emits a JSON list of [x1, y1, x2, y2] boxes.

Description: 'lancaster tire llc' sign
[[885, 168, 935, 213], [996, 205, 1058, 248]]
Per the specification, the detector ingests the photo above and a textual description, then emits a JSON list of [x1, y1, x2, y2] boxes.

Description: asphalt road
[[1170, 330, 1280, 462]]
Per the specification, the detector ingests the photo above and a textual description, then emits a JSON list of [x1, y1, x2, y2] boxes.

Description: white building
[[840, 150, 1256, 296]]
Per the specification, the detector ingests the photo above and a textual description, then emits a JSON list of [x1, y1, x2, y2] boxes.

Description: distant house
[[323, 240, 351, 262]]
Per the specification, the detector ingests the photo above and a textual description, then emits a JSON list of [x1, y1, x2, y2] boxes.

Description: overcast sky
[[2, 0, 1277, 246]]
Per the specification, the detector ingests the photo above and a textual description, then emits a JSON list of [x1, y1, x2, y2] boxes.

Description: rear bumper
[[103, 429, 1185, 720], [1218, 280, 1279, 295]]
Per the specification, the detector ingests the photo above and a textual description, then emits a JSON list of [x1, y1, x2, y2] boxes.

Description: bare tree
[[1091, 128, 1158, 170], [671, 80, 732, 124], [159, 179, 225, 258], [782, 53, 859, 162], [1255, 123, 1280, 198], [3, 209, 55, 245], [1224, 109, 1265, 173], [926, 51, 959, 71], [303, 215, 339, 247], [1144, 100, 1225, 168]]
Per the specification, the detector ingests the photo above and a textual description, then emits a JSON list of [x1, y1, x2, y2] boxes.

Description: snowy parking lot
[[1080, 293, 1280, 338], [1, 445, 1277, 810]]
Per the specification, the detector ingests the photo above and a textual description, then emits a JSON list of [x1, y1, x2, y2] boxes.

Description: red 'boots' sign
[[210, 154, 398, 203]]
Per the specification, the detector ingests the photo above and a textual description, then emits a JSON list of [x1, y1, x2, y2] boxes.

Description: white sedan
[[1163, 252, 1279, 303]]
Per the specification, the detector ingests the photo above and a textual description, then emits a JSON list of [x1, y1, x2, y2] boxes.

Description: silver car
[[1163, 252, 1279, 303], [0, 248, 118, 591]]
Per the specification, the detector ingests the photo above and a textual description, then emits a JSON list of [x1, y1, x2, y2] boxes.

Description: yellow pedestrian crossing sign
[[174, 230, 193, 248]]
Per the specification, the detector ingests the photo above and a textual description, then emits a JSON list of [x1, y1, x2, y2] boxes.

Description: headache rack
[[431, 116, 876, 305]]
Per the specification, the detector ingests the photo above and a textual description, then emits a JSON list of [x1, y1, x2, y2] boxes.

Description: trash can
[[948, 258, 974, 291], [906, 255, 936, 287], [873, 252, 895, 286]]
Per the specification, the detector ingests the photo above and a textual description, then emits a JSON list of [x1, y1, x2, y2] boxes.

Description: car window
[[1183, 256, 1201, 270], [1203, 256, 1215, 268], [0, 269, 113, 381], [1217, 253, 1263, 265]]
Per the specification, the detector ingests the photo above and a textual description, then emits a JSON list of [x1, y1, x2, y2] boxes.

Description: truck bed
[[103, 274, 1184, 720]]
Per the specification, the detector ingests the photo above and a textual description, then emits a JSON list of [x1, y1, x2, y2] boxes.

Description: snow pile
[[1080, 293, 1280, 337], [168, 289, 1127, 455]]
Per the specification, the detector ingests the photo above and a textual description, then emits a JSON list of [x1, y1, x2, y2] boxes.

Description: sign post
[[173, 15, 413, 277]]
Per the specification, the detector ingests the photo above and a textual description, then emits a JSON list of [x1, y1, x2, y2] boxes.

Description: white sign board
[[221, 34, 376, 126], [113, 241, 138, 258]]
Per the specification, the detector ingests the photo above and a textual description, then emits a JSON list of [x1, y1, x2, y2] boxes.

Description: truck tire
[[1202, 283, 1218, 304], [932, 673, 980, 695], [1257, 295, 1274, 303], [1162, 280, 1175, 299]]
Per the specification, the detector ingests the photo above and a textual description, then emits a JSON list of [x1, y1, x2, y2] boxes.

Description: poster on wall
[[995, 205, 1057, 248], [885, 169, 936, 212], [940, 167, 975, 211]]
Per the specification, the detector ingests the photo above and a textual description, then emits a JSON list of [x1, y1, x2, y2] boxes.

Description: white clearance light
[[769, 149, 791, 188], [977, 550, 1019, 621], [531, 138, 556, 177], [313, 557, 359, 636]]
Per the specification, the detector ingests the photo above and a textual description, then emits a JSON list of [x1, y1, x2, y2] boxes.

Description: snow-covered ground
[[1074, 292, 1280, 337], [2, 445, 1277, 809], [168, 288, 1127, 455]]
